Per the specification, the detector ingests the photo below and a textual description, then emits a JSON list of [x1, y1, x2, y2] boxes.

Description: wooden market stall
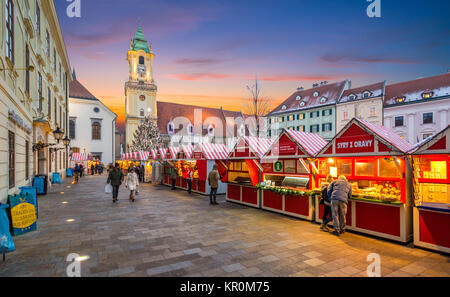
[[226, 136, 274, 208], [70, 153, 93, 174], [260, 129, 328, 220], [315, 118, 415, 243], [411, 125, 450, 253]]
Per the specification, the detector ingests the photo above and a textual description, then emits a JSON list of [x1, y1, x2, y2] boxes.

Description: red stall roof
[[150, 149, 158, 160], [168, 147, 180, 160], [228, 136, 274, 159], [265, 129, 328, 158], [318, 118, 415, 156], [181, 144, 194, 159], [71, 153, 92, 161], [138, 151, 150, 161], [194, 143, 230, 160], [159, 148, 168, 160], [410, 125, 450, 155]]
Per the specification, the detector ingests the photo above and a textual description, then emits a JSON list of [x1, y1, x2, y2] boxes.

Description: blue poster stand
[[8, 193, 37, 236], [0, 204, 15, 261], [66, 168, 74, 177], [33, 176, 45, 195], [19, 187, 38, 219], [52, 172, 62, 184]]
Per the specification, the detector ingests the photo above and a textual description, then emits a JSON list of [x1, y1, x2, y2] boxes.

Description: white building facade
[[69, 77, 117, 165], [384, 73, 450, 144]]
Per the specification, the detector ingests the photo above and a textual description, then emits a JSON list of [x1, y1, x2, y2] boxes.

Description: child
[[125, 168, 139, 202]]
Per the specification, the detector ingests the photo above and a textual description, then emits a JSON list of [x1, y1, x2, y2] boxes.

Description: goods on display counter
[[226, 137, 273, 208], [411, 125, 450, 253], [316, 118, 415, 243], [259, 129, 328, 220]]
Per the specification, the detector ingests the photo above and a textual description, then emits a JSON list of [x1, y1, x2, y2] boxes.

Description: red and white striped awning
[[168, 147, 180, 160], [182, 144, 194, 159], [358, 119, 415, 153], [285, 129, 328, 156], [159, 148, 168, 159], [244, 136, 274, 159], [138, 151, 150, 161], [71, 153, 92, 161], [197, 143, 230, 160], [150, 149, 158, 160]]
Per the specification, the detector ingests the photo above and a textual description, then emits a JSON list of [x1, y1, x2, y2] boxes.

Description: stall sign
[[336, 135, 374, 154], [8, 193, 37, 236], [273, 135, 297, 156], [193, 152, 203, 160], [274, 161, 283, 173], [262, 162, 273, 173]]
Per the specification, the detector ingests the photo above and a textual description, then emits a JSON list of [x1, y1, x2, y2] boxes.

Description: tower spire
[[72, 67, 76, 80]]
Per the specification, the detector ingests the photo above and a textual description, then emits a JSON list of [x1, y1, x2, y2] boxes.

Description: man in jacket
[[171, 168, 178, 190], [107, 163, 124, 203], [208, 165, 220, 205], [327, 175, 352, 236]]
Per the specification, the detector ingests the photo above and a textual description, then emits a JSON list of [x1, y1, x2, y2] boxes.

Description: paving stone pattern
[[0, 175, 449, 277]]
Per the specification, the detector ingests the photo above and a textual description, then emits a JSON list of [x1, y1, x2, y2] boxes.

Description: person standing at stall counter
[[320, 175, 334, 232], [208, 165, 220, 205], [327, 175, 352, 236], [107, 163, 125, 203]]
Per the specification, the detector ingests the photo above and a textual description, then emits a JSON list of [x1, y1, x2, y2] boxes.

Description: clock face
[[139, 95, 146, 101], [137, 64, 146, 74]]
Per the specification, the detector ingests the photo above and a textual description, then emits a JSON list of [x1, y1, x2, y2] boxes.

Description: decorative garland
[[255, 183, 319, 197]]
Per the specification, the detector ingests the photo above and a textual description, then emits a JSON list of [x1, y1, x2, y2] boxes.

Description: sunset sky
[[54, 0, 450, 130]]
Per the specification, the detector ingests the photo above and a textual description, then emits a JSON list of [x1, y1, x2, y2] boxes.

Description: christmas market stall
[[226, 137, 274, 208], [189, 143, 229, 195], [70, 153, 93, 172], [411, 125, 450, 253], [170, 145, 196, 190], [316, 118, 415, 243], [259, 129, 328, 220]]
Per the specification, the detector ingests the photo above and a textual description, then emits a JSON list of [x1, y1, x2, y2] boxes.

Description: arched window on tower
[[92, 121, 102, 140], [140, 109, 144, 117], [139, 56, 145, 65]]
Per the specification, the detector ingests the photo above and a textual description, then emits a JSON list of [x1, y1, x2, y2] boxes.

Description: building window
[[322, 109, 333, 116], [422, 91, 433, 99], [47, 88, 51, 118], [207, 125, 215, 136], [139, 56, 145, 65], [299, 125, 305, 132], [296, 96, 301, 101], [93, 107, 100, 113], [363, 91, 371, 99], [140, 109, 144, 117], [46, 30, 50, 55], [92, 121, 101, 140], [53, 48, 56, 71], [395, 96, 406, 103], [167, 122, 175, 134], [5, 0, 14, 63], [370, 106, 376, 117], [320, 97, 328, 103], [322, 123, 332, 132], [69, 119, 76, 139], [423, 113, 433, 124], [300, 102, 305, 107], [282, 105, 287, 110], [25, 140, 29, 180], [343, 111, 349, 121], [310, 125, 320, 133], [9, 131, 15, 189], [35, 1, 40, 36], [313, 91, 319, 97], [348, 94, 356, 101], [288, 115, 294, 121], [394, 116, 404, 127], [26, 45, 30, 93]]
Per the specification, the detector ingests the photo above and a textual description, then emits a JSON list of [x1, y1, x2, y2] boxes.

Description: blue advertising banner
[[8, 193, 37, 236]]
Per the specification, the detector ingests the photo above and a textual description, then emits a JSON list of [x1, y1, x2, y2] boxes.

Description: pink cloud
[[166, 73, 233, 81]]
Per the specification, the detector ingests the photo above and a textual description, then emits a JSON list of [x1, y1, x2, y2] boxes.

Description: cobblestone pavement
[[1, 175, 449, 277]]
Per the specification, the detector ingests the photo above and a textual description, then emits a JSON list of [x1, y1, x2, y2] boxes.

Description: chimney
[[297, 87, 304, 92], [347, 80, 352, 90]]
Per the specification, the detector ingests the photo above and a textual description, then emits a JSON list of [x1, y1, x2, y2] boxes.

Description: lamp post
[[63, 136, 71, 170]]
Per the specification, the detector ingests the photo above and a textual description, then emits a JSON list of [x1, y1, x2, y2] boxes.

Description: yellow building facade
[[125, 25, 157, 151], [0, 0, 71, 203]]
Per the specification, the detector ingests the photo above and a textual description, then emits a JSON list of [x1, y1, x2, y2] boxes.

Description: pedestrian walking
[[171, 168, 178, 190], [91, 164, 95, 175], [79, 164, 84, 178], [208, 165, 220, 205], [107, 163, 124, 203], [139, 165, 145, 183], [319, 174, 334, 232], [73, 163, 80, 184], [327, 175, 352, 236], [125, 168, 139, 202], [186, 167, 193, 194]]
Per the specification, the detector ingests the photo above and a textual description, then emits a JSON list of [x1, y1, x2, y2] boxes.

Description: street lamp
[[53, 127, 64, 143], [62, 136, 71, 147]]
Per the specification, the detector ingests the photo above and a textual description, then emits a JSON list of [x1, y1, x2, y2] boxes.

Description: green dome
[[132, 26, 150, 54]]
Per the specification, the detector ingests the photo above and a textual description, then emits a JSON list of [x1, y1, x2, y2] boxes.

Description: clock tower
[[125, 23, 157, 151]]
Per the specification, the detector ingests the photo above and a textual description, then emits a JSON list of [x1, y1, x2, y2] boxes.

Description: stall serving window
[[413, 155, 449, 206], [263, 158, 311, 189], [318, 157, 405, 203], [228, 161, 251, 185]]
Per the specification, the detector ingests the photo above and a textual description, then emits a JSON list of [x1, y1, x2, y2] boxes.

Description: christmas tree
[[131, 116, 165, 151]]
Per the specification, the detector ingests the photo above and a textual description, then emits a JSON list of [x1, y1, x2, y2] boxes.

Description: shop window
[[337, 159, 352, 176], [423, 113, 433, 124], [92, 121, 101, 140], [394, 116, 404, 127], [9, 131, 15, 189], [418, 158, 447, 180], [356, 159, 375, 177], [379, 158, 401, 178]]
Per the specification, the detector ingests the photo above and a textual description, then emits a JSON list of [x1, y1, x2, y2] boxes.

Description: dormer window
[[207, 124, 215, 136], [348, 94, 356, 101], [395, 96, 406, 103], [320, 97, 328, 103], [313, 91, 319, 97], [363, 91, 371, 99], [238, 125, 245, 137], [167, 122, 175, 135], [187, 123, 193, 135], [296, 96, 302, 101], [422, 91, 434, 99], [300, 102, 306, 107], [282, 105, 287, 110]]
